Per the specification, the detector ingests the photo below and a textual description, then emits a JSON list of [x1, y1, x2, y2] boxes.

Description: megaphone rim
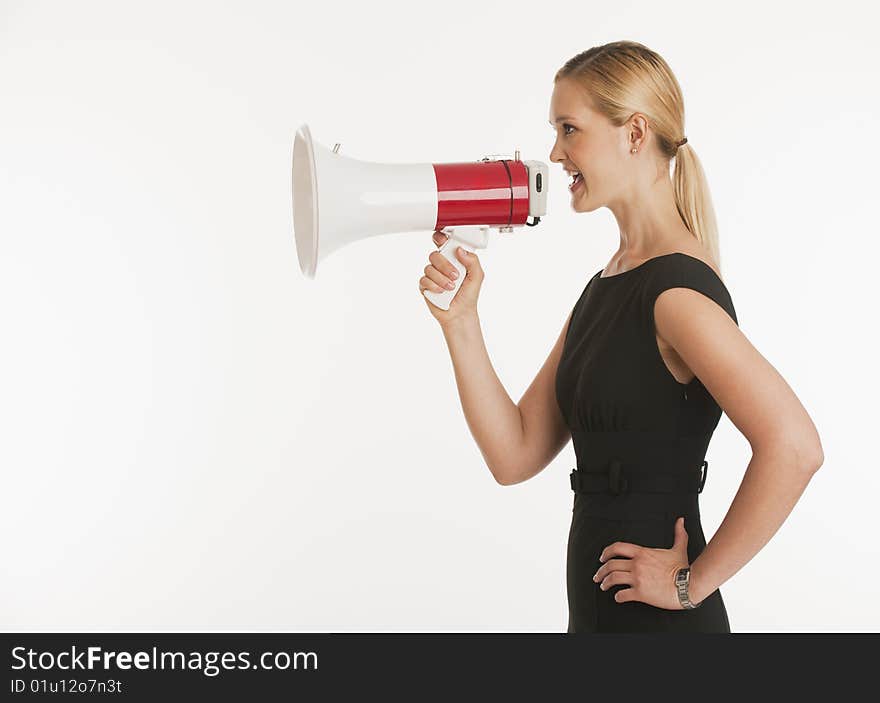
[[293, 122, 319, 278]]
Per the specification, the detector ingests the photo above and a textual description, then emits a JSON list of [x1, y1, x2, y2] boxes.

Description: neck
[[606, 171, 692, 258]]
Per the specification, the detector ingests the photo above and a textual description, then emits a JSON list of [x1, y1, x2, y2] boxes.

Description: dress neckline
[[595, 252, 699, 280]]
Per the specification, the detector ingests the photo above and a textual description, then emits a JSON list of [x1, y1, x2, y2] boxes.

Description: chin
[[572, 190, 599, 212]]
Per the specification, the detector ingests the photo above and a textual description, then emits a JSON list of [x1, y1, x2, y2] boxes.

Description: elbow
[[792, 439, 824, 475], [807, 442, 825, 474], [493, 464, 523, 486], [753, 425, 825, 475], [489, 461, 510, 486], [803, 427, 825, 474], [494, 470, 517, 486]]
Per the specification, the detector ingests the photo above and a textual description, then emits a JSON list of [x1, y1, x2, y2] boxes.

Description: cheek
[[582, 154, 619, 190], [574, 144, 601, 178]]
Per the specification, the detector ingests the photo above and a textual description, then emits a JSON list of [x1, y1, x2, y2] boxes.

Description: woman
[[419, 41, 824, 632]]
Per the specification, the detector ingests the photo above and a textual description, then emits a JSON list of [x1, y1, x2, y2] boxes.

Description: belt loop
[[698, 460, 708, 493], [608, 459, 627, 495]]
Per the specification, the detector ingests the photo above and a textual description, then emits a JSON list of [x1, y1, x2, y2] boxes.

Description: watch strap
[[675, 567, 702, 609]]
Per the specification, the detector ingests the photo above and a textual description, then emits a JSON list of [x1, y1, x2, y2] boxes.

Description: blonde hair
[[555, 41, 723, 273]]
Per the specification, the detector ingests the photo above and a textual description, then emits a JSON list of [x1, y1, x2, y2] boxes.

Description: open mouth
[[569, 171, 584, 192]]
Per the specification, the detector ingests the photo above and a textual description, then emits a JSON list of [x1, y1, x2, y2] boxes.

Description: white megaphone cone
[[291, 123, 548, 310]]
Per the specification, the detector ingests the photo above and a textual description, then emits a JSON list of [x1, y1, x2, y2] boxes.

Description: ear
[[627, 112, 649, 151]]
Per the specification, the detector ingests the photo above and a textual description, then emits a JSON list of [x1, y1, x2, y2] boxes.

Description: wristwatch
[[675, 567, 702, 609]]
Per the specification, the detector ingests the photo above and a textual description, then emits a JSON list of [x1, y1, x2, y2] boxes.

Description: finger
[[599, 571, 635, 591], [432, 230, 449, 247], [419, 275, 447, 295], [613, 587, 638, 603], [593, 558, 634, 583], [424, 262, 456, 291], [429, 251, 460, 283], [599, 542, 640, 563], [456, 247, 480, 275]]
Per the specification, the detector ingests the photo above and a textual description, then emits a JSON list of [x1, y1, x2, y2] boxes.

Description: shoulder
[[653, 250, 722, 281], [675, 250, 721, 279], [642, 252, 738, 326]]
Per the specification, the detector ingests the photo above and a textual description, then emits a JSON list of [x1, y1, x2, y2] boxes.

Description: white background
[[1, 0, 877, 632]]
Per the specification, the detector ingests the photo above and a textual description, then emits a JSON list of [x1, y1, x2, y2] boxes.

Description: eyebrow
[[548, 115, 576, 125]]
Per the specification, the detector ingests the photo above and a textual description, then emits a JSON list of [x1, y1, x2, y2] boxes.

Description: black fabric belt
[[569, 458, 708, 496]]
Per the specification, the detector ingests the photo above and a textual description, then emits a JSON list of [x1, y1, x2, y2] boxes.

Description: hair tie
[[676, 136, 688, 149]]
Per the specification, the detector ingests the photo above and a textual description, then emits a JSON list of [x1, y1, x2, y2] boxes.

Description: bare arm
[[653, 287, 825, 604], [441, 311, 573, 485], [508, 310, 573, 484]]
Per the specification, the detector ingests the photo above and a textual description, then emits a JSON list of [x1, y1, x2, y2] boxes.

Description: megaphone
[[291, 123, 548, 310]]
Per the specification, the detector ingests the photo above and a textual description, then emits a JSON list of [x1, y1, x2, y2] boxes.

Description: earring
[[631, 148, 637, 154]]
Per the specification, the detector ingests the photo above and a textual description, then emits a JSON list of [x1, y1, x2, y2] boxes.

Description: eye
[[563, 124, 575, 136]]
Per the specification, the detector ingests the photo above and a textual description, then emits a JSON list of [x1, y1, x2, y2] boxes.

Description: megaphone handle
[[423, 235, 474, 311]]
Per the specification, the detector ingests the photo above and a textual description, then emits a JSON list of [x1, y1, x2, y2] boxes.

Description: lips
[[569, 172, 584, 192]]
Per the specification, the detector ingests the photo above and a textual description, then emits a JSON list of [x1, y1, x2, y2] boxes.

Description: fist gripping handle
[[422, 225, 490, 311]]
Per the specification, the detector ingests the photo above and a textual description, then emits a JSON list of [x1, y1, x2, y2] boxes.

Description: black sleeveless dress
[[555, 252, 737, 633]]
